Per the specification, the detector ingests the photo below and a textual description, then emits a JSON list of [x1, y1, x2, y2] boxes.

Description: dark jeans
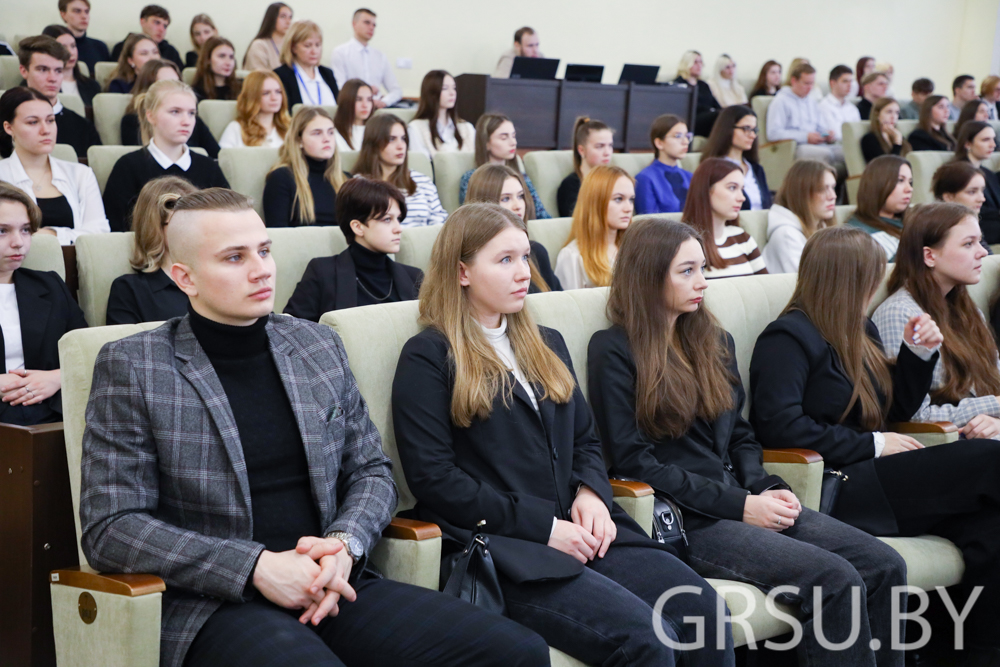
[[685, 508, 906, 667], [499, 544, 735, 667], [872, 439, 1000, 647], [184, 572, 550, 666]]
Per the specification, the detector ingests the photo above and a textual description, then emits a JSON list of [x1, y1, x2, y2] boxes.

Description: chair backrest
[[93, 62, 117, 89], [23, 232, 66, 280], [198, 99, 238, 141], [52, 143, 78, 162], [908, 151, 954, 205], [835, 205, 856, 225], [395, 224, 442, 273], [897, 119, 919, 138], [88, 145, 208, 194], [842, 121, 868, 177], [680, 152, 701, 172], [0, 55, 20, 89], [431, 152, 476, 212], [527, 216, 573, 262], [738, 210, 770, 251], [374, 107, 416, 124], [218, 147, 280, 217], [751, 96, 772, 141], [269, 226, 349, 312], [75, 232, 136, 326], [92, 92, 132, 146], [523, 150, 575, 217], [291, 103, 337, 118], [610, 152, 652, 177], [58, 93, 86, 117], [339, 150, 434, 181], [182, 67, 196, 85], [77, 61, 89, 78]]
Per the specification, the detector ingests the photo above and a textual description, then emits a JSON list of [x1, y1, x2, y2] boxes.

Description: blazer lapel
[[390, 259, 417, 300], [14, 271, 50, 370], [334, 249, 358, 310]]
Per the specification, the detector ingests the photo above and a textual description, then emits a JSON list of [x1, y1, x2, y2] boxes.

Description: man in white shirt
[[766, 63, 843, 168], [493, 27, 543, 79], [330, 7, 402, 109], [818, 65, 860, 142], [950, 75, 977, 120]]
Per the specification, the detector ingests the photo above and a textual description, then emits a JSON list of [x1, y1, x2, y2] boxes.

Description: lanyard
[[294, 64, 322, 105], [270, 38, 280, 55]]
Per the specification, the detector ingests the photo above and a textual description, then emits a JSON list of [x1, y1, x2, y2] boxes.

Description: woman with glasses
[[634, 114, 693, 214], [700, 105, 772, 210]]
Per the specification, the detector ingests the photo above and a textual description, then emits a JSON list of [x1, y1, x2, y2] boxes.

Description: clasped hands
[[252, 536, 357, 626], [0, 369, 61, 405], [548, 486, 618, 564]]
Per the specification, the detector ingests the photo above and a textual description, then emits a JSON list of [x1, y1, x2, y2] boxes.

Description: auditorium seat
[[58, 93, 85, 118], [217, 146, 279, 216], [93, 62, 116, 90], [77, 61, 89, 78], [374, 106, 417, 124], [522, 150, 575, 217], [88, 145, 208, 194], [52, 143, 78, 162], [268, 226, 348, 312], [426, 152, 474, 212], [181, 67, 195, 85], [197, 99, 238, 140], [92, 93, 132, 146], [23, 232, 66, 279], [0, 55, 20, 89], [290, 102, 337, 118], [750, 95, 798, 191], [909, 151, 1000, 205]]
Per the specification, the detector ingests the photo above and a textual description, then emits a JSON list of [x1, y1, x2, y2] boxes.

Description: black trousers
[[183, 572, 550, 666]]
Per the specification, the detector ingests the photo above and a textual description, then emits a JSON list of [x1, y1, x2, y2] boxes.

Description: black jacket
[[274, 64, 339, 109], [0, 269, 88, 424], [908, 128, 953, 152], [529, 241, 562, 292], [739, 160, 773, 211], [119, 113, 220, 159], [75, 76, 102, 108], [55, 106, 101, 159], [106, 269, 189, 325], [392, 326, 671, 583], [749, 310, 937, 535], [975, 163, 1000, 244], [112, 38, 183, 70], [588, 327, 785, 524], [75, 34, 111, 74], [557, 172, 581, 218], [857, 98, 873, 121], [283, 247, 422, 322], [861, 132, 902, 164]]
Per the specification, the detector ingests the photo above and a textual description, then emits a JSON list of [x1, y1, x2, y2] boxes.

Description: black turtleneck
[[349, 242, 402, 307], [261, 156, 338, 227], [188, 306, 322, 552]]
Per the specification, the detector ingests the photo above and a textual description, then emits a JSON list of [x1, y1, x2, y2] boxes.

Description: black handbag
[[819, 469, 848, 515], [442, 520, 506, 616], [651, 493, 689, 562]]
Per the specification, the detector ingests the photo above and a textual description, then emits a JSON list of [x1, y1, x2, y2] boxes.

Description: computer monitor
[[509, 57, 560, 80], [619, 64, 660, 85], [564, 64, 604, 83]]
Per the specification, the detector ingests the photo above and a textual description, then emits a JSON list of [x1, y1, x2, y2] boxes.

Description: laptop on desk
[[509, 57, 560, 80], [564, 64, 604, 83], [619, 64, 660, 85]]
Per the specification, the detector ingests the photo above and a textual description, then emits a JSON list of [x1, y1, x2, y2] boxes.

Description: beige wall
[[2, 0, 997, 99]]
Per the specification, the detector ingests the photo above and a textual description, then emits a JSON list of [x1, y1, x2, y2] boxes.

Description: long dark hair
[[413, 70, 465, 150], [751, 60, 780, 95], [191, 36, 240, 101], [854, 155, 911, 236], [955, 100, 988, 140], [332, 79, 372, 150], [0, 87, 53, 158], [918, 95, 956, 150], [251, 2, 290, 41], [701, 105, 759, 164], [954, 120, 992, 163], [41, 25, 94, 86], [354, 114, 416, 195], [681, 157, 743, 270]]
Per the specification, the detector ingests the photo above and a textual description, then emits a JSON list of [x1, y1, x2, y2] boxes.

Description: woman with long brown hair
[[392, 203, 733, 666], [407, 70, 475, 160], [907, 95, 956, 152], [107, 33, 159, 93], [190, 36, 240, 102], [554, 165, 634, 289], [701, 105, 772, 210], [219, 70, 289, 148], [557, 117, 614, 216], [953, 121, 1000, 243], [762, 159, 837, 273], [331, 78, 373, 151], [243, 2, 293, 71], [860, 97, 906, 163], [846, 155, 913, 260], [590, 218, 907, 667], [749, 60, 781, 99]]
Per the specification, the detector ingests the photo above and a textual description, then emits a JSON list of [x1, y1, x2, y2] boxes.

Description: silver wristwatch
[[328, 531, 364, 564]]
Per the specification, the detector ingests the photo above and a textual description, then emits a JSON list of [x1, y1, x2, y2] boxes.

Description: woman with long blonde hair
[[762, 159, 837, 273], [262, 107, 345, 227], [707, 54, 748, 108], [219, 70, 290, 148], [106, 176, 196, 325], [671, 50, 721, 136], [554, 165, 634, 289], [273, 20, 338, 109], [393, 203, 733, 666]]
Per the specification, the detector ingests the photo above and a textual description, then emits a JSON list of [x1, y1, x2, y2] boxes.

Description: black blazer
[[0, 269, 87, 423], [106, 269, 189, 325], [529, 241, 562, 292], [907, 128, 953, 152], [748, 310, 937, 535], [283, 247, 422, 322], [861, 132, 902, 164], [274, 64, 339, 109], [975, 164, 1000, 245], [739, 160, 773, 211], [589, 326, 786, 524], [392, 326, 671, 584], [76, 76, 102, 108]]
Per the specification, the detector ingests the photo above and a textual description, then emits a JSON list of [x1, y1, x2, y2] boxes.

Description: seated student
[[762, 159, 837, 273], [861, 97, 906, 163], [748, 60, 781, 99], [701, 105, 772, 210], [190, 36, 239, 102], [953, 120, 1000, 244], [106, 176, 196, 325], [558, 117, 614, 217], [707, 54, 747, 108], [120, 59, 220, 158], [493, 26, 543, 79], [874, 202, 1000, 434], [634, 114, 693, 214], [850, 56, 875, 98], [185, 14, 216, 68], [219, 70, 289, 149], [274, 21, 338, 109], [784, 57, 823, 102], [874, 61, 896, 96], [103, 80, 229, 231], [59, 0, 111, 74], [407, 70, 474, 160], [818, 65, 860, 141], [41, 25, 101, 108], [846, 155, 912, 260], [0, 88, 109, 245], [81, 187, 549, 667], [673, 50, 721, 137], [982, 75, 1000, 121], [111, 4, 183, 69], [0, 183, 87, 426], [391, 203, 735, 666], [955, 99, 991, 139], [766, 63, 841, 165], [263, 108, 344, 227], [330, 8, 402, 109], [465, 163, 561, 291], [555, 165, 634, 290], [351, 114, 447, 227], [899, 77, 933, 120], [908, 95, 957, 152], [243, 3, 293, 72], [458, 113, 549, 217], [284, 178, 421, 320], [107, 32, 160, 93], [589, 218, 908, 667], [682, 157, 766, 278], [950, 74, 978, 120], [18, 36, 102, 159], [933, 161, 995, 249], [856, 72, 889, 120], [331, 79, 372, 151]]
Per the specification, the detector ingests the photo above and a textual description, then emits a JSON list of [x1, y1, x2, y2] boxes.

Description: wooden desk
[[624, 83, 698, 152], [557, 81, 628, 150], [456, 75, 560, 149]]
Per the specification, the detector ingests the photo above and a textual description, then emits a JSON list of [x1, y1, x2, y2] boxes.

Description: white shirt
[[335, 125, 367, 152], [818, 93, 861, 141], [293, 64, 337, 107], [407, 118, 475, 160], [330, 37, 402, 107], [147, 139, 192, 170], [481, 316, 538, 412], [726, 157, 762, 210], [554, 239, 607, 290], [61, 80, 80, 97], [0, 284, 23, 373], [218, 121, 284, 149]]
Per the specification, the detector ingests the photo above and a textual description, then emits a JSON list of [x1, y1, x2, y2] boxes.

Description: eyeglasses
[[671, 132, 694, 142], [735, 126, 758, 135]]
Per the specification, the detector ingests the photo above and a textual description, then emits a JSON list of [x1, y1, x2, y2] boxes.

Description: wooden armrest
[[382, 517, 442, 541], [609, 479, 654, 498], [50, 566, 165, 597], [0, 421, 64, 435], [762, 448, 824, 464], [759, 139, 796, 150], [846, 174, 863, 181], [888, 421, 958, 434]]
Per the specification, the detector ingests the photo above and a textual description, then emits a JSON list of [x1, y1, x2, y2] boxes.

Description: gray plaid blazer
[[79, 313, 397, 667]]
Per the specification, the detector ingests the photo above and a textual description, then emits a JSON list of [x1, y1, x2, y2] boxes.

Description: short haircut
[[17, 36, 70, 68], [953, 75, 974, 93], [58, 0, 90, 12], [829, 65, 852, 82], [911, 78, 934, 95], [861, 72, 887, 88], [0, 182, 42, 233], [336, 178, 407, 244], [172, 188, 253, 216], [140, 4, 170, 21], [353, 7, 376, 19], [932, 161, 982, 200], [514, 27, 535, 43], [790, 63, 815, 80]]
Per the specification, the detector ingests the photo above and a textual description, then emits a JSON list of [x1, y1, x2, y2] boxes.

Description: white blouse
[[554, 239, 609, 290], [407, 118, 475, 159], [294, 65, 337, 106], [0, 284, 23, 373], [335, 125, 367, 152], [218, 121, 285, 149]]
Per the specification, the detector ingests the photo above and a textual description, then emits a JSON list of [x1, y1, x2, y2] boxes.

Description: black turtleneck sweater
[[262, 156, 338, 227], [188, 307, 322, 552], [350, 242, 401, 307]]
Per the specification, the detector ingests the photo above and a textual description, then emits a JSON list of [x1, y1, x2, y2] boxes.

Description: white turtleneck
[[481, 316, 538, 412]]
